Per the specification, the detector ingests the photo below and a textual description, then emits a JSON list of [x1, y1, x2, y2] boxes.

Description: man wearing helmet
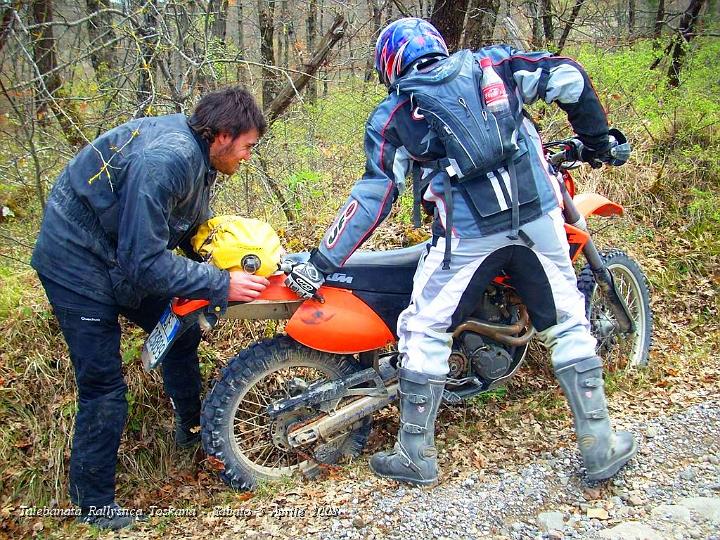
[[32, 87, 269, 529], [286, 19, 636, 486]]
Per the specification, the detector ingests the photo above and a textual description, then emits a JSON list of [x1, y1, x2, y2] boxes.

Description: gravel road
[[112, 398, 719, 540], [309, 399, 720, 540]]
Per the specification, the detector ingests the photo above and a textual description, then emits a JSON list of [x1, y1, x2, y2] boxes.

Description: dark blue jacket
[[32, 113, 229, 312]]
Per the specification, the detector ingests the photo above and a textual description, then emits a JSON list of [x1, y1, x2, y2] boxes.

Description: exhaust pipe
[[287, 383, 398, 447], [453, 305, 536, 346]]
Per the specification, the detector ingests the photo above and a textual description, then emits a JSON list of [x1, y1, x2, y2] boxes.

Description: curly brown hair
[[188, 86, 267, 143]]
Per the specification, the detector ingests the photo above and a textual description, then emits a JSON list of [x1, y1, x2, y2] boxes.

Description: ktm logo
[[326, 200, 359, 248], [326, 273, 354, 284]]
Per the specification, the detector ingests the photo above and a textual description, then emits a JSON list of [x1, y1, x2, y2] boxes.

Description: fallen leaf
[[206, 456, 225, 471]]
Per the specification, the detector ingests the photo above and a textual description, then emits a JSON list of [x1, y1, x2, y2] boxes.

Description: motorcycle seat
[[345, 243, 426, 267], [284, 243, 426, 269]]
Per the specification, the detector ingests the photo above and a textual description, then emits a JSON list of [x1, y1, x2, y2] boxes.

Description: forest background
[[0, 0, 718, 537]]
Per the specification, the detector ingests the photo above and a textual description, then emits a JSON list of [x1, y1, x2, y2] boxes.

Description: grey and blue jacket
[[310, 45, 609, 274], [31, 113, 230, 312]]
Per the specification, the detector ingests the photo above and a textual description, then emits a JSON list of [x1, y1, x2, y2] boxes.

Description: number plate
[[141, 304, 181, 371]]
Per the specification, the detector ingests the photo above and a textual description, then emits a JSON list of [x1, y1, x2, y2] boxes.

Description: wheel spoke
[[239, 396, 267, 409]]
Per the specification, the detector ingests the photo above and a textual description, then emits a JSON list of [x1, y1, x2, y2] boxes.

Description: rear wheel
[[201, 335, 371, 489], [577, 249, 652, 369]]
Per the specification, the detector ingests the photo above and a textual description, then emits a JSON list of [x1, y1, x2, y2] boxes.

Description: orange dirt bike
[[142, 130, 652, 490]]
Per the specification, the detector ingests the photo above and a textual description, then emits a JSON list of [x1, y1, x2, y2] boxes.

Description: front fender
[[573, 193, 625, 217], [573, 193, 624, 218]]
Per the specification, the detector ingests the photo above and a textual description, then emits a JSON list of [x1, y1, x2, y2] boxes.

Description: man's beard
[[211, 144, 237, 175]]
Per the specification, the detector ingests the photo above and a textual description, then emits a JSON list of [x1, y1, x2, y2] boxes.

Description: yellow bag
[[191, 216, 281, 277]]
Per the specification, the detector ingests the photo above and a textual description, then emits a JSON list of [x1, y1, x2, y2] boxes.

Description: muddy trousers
[[39, 275, 202, 508]]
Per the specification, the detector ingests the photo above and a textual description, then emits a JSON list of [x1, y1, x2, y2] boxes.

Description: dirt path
[[108, 396, 720, 540]]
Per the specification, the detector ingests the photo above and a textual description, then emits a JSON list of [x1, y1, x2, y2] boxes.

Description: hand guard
[[285, 262, 325, 300]]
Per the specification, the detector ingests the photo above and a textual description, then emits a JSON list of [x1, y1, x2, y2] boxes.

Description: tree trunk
[[280, 0, 289, 69], [85, 0, 117, 81], [462, 0, 500, 50], [208, 0, 228, 42], [1, 4, 18, 54], [667, 0, 706, 88], [541, 0, 554, 45], [430, 0, 468, 52], [628, 0, 636, 36], [237, 1, 246, 83], [136, 0, 157, 116], [306, 0, 317, 101], [530, 0, 543, 48], [258, 0, 278, 107], [653, 0, 665, 40], [31, 0, 84, 147], [556, 0, 586, 54], [364, 0, 382, 83]]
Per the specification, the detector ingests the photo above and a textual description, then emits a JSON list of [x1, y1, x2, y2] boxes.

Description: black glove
[[285, 261, 325, 300], [580, 140, 612, 169]]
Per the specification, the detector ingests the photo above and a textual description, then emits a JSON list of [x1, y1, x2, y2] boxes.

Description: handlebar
[[545, 128, 631, 169]]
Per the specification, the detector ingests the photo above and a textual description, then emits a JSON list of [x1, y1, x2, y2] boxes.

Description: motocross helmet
[[191, 216, 282, 277], [374, 17, 449, 87]]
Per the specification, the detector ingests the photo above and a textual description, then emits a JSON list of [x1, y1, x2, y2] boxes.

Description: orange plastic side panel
[[573, 193, 624, 218], [286, 287, 395, 354], [256, 273, 300, 301], [564, 223, 591, 263]]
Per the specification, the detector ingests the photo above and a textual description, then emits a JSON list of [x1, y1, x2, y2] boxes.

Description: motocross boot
[[555, 356, 637, 481], [170, 396, 201, 448], [369, 368, 446, 486], [77, 502, 138, 530]]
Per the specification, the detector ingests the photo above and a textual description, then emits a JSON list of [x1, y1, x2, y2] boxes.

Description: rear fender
[[573, 193, 624, 218], [286, 287, 395, 354]]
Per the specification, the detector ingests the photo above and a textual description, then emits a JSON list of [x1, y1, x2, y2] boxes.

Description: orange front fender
[[286, 287, 395, 354], [573, 193, 624, 218]]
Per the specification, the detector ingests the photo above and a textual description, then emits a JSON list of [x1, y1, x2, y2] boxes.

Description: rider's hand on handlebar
[[228, 271, 270, 302], [285, 261, 325, 300], [580, 140, 613, 169]]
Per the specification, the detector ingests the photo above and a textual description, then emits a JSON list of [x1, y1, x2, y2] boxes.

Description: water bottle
[[480, 57, 509, 114], [480, 57, 517, 153]]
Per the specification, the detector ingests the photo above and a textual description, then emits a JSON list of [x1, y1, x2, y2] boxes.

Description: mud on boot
[[555, 356, 637, 481], [369, 368, 445, 486]]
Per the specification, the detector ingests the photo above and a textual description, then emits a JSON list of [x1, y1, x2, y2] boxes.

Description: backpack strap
[[413, 167, 443, 228], [442, 174, 453, 270], [412, 165, 453, 269], [507, 153, 520, 240]]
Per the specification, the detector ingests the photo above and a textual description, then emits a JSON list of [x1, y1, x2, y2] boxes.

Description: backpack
[[391, 49, 523, 268], [391, 49, 518, 181]]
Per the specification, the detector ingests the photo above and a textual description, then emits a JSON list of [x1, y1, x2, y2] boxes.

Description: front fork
[[561, 187, 635, 334]]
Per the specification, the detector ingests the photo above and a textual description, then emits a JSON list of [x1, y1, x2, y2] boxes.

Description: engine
[[447, 285, 521, 385]]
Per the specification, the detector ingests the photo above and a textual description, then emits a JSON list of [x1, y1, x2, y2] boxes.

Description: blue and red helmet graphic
[[374, 18, 449, 86]]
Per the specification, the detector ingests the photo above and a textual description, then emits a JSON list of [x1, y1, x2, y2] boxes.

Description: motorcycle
[[142, 130, 653, 490]]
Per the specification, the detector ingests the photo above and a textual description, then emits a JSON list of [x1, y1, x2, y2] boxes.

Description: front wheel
[[201, 335, 372, 490], [577, 249, 653, 369]]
